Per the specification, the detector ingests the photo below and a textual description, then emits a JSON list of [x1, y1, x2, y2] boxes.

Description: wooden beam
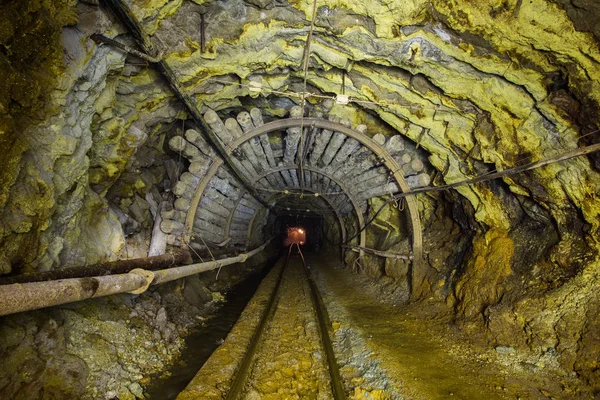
[[229, 118, 424, 296]]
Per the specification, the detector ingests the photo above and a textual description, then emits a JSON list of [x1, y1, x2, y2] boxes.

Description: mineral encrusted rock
[[0, 0, 599, 397]]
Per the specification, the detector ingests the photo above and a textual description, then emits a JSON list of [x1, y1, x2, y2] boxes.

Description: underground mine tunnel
[[1, 0, 600, 398]]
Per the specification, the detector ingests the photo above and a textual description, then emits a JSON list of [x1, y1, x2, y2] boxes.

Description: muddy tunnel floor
[[151, 253, 595, 400], [309, 254, 593, 400]]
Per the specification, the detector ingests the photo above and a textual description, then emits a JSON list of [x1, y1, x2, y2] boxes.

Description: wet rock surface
[[0, 0, 599, 397], [0, 291, 187, 400]]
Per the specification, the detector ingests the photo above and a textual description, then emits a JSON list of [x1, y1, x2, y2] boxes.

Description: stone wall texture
[[0, 0, 599, 397]]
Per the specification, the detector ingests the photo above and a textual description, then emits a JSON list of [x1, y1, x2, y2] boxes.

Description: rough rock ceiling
[[104, 0, 600, 235], [1, 1, 600, 397], [1, 0, 599, 277]]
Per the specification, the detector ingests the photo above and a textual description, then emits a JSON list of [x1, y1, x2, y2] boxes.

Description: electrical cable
[[343, 138, 600, 244], [204, 77, 452, 112]]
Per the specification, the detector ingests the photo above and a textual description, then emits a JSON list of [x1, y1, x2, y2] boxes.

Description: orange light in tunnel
[[285, 227, 307, 246]]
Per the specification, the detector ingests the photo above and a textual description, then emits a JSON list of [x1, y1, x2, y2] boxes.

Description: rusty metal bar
[[0, 250, 192, 285], [225, 189, 248, 238], [0, 270, 153, 317], [344, 245, 413, 260], [0, 240, 272, 317], [245, 206, 261, 249], [90, 33, 162, 62], [200, 13, 206, 53]]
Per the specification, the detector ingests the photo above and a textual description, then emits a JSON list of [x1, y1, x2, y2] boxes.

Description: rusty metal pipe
[[0, 250, 192, 285], [0, 240, 272, 317], [152, 239, 272, 285], [0, 271, 152, 317]]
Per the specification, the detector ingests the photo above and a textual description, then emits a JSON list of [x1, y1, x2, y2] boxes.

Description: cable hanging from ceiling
[[343, 137, 600, 244]]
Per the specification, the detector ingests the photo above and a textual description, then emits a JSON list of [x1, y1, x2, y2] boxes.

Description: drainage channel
[[145, 262, 273, 399]]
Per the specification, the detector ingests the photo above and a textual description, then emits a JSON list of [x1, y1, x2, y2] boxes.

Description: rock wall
[[0, 254, 271, 400], [0, 0, 599, 396]]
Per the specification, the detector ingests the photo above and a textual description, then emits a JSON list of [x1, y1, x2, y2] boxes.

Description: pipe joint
[[128, 269, 155, 294]]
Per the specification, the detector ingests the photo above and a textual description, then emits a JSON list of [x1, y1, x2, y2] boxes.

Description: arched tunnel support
[[230, 118, 424, 296], [181, 117, 424, 297], [250, 165, 366, 254]]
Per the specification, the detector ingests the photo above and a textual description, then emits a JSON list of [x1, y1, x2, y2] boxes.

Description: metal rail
[[300, 249, 346, 399], [225, 255, 288, 399], [225, 247, 346, 399]]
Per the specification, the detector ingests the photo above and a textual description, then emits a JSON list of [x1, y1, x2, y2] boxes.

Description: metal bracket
[[128, 269, 155, 294]]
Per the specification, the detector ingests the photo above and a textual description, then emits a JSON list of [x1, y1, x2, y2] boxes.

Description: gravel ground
[[178, 256, 334, 400], [243, 256, 333, 399], [309, 252, 593, 400]]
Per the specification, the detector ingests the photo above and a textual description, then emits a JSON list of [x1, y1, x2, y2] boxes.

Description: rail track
[[177, 247, 346, 399]]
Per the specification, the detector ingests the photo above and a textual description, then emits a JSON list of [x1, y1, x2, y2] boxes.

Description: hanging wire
[[386, 174, 398, 208], [183, 238, 205, 263], [196, 234, 223, 280], [343, 134, 600, 244], [270, 203, 330, 212], [298, 0, 319, 193], [204, 77, 453, 113], [255, 187, 347, 195], [398, 197, 405, 211]]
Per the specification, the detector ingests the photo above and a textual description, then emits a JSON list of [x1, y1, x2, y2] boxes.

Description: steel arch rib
[[251, 166, 365, 252], [226, 189, 247, 239], [185, 118, 423, 296], [229, 118, 423, 277], [183, 161, 267, 250], [183, 159, 224, 245]]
